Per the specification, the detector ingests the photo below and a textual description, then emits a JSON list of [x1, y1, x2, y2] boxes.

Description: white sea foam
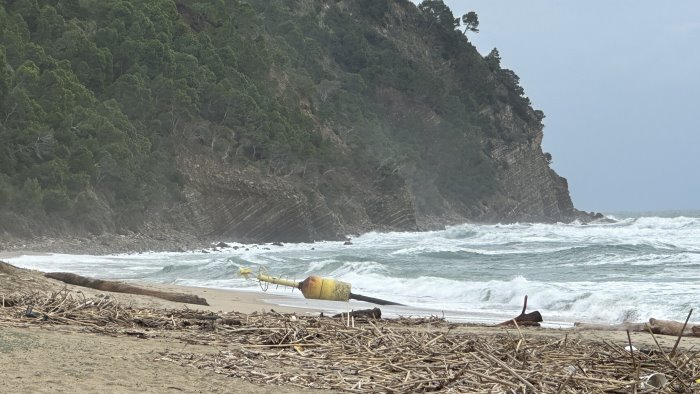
[[6, 213, 700, 324]]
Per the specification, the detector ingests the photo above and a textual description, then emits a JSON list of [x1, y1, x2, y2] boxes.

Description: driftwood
[[498, 295, 543, 327], [333, 307, 381, 319], [574, 316, 700, 337], [2, 288, 700, 393], [44, 272, 209, 306], [649, 317, 698, 337], [573, 322, 648, 332]]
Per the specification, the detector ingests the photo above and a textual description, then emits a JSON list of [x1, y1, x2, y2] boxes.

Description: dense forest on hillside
[[0, 0, 566, 240]]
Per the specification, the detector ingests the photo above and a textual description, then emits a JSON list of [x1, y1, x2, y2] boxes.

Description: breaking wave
[[7, 211, 700, 325]]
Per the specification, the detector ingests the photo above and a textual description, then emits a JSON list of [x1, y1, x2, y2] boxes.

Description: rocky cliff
[[160, 1, 589, 243], [0, 0, 592, 245], [480, 106, 579, 223], [171, 104, 586, 243]]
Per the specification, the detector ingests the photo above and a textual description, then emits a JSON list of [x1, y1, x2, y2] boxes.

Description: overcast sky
[[427, 1, 700, 213]]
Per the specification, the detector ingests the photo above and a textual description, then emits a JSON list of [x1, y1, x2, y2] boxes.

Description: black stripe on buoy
[[350, 293, 404, 306]]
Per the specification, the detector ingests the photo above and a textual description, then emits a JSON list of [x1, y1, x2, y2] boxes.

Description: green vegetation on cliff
[[0, 0, 547, 237]]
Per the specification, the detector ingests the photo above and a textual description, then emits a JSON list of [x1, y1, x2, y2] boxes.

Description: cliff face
[[0, 0, 590, 244], [141, 0, 589, 242], [480, 105, 577, 223], [173, 102, 580, 243], [174, 151, 419, 242]]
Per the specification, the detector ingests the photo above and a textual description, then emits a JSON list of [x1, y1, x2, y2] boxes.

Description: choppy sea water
[[7, 212, 700, 327]]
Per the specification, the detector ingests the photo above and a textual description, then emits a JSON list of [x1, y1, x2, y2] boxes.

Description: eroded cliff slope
[[0, 0, 590, 243]]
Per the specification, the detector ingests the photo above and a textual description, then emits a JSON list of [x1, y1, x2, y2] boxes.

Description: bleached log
[[45, 272, 209, 305], [574, 319, 700, 337], [648, 318, 699, 337], [573, 322, 648, 332]]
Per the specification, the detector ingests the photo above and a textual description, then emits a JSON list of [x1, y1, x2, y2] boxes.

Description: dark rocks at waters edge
[[0, 232, 215, 256], [0, 209, 610, 257], [591, 212, 616, 223], [576, 211, 616, 224]]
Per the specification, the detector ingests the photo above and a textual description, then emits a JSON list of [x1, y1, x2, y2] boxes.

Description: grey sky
[[432, 1, 700, 212]]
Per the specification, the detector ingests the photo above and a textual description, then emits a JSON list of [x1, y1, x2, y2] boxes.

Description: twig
[[645, 323, 677, 368], [479, 350, 538, 393], [670, 309, 693, 358]]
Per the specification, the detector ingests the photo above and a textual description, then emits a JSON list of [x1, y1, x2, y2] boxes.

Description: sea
[[6, 211, 700, 328]]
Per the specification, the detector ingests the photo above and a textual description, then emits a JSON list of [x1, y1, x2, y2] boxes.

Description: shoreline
[[49, 278, 700, 351], [4, 255, 698, 348], [70, 279, 700, 348], [2, 259, 700, 392], [2, 249, 695, 329], [0, 250, 581, 327], [5, 257, 698, 349]]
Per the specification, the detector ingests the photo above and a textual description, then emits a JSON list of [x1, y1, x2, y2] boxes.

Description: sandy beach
[[2, 258, 700, 393], [0, 261, 320, 394]]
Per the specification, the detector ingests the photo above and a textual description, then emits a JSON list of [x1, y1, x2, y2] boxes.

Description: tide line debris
[[498, 295, 543, 327], [1, 289, 699, 393]]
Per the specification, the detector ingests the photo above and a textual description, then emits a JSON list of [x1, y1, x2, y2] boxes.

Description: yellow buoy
[[253, 272, 351, 302], [298, 275, 351, 302], [240, 267, 401, 305]]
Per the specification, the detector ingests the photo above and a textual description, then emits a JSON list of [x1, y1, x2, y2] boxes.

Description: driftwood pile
[[2, 289, 700, 392]]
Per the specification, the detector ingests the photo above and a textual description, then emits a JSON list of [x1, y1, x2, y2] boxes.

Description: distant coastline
[[604, 209, 700, 219]]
